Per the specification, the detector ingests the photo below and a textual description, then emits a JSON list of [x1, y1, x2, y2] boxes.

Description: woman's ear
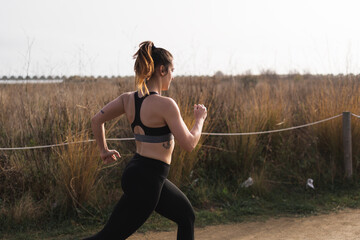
[[159, 65, 167, 76]]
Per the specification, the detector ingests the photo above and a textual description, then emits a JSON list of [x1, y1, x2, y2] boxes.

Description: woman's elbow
[[91, 115, 102, 128], [183, 142, 196, 152], [179, 135, 198, 152], [91, 116, 97, 125]]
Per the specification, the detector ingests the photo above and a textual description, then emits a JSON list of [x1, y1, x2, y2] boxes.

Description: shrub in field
[[52, 128, 101, 213], [0, 192, 43, 226]]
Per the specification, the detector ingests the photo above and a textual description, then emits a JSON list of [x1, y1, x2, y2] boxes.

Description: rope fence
[[202, 114, 342, 136], [352, 113, 360, 118], [1, 113, 355, 151], [0, 138, 135, 151]]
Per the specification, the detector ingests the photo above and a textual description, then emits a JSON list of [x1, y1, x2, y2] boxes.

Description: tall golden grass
[[0, 74, 359, 224]]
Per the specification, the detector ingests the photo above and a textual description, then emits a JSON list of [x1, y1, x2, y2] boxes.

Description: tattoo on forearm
[[100, 110, 105, 114], [162, 141, 171, 149]]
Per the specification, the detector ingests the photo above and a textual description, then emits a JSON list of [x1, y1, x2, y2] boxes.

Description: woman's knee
[[181, 206, 195, 227], [189, 206, 195, 222], [176, 208, 195, 240]]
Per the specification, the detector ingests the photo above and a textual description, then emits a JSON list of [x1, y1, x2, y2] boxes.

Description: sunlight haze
[[1, 0, 359, 76]]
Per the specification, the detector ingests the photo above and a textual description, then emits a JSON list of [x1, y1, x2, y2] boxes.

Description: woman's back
[[122, 91, 175, 164]]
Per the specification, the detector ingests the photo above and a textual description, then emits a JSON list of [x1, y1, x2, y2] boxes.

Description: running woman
[[84, 41, 207, 240]]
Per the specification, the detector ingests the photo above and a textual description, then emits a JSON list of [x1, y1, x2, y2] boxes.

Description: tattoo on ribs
[[162, 141, 171, 149]]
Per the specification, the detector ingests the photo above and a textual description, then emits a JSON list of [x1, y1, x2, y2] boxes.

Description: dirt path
[[128, 208, 360, 240]]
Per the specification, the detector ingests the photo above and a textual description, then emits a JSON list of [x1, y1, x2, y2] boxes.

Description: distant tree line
[[1, 73, 359, 82], [1, 75, 64, 80], [0, 75, 126, 81]]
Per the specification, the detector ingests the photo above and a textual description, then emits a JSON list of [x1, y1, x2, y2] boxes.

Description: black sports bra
[[131, 91, 174, 143]]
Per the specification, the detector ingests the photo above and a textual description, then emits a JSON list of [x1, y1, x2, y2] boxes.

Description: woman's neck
[[146, 77, 162, 94]]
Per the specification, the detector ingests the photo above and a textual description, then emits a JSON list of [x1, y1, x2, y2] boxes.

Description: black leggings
[[84, 153, 195, 240]]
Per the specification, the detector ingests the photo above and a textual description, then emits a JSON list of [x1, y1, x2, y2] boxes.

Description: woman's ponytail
[[133, 41, 173, 95], [133, 41, 155, 95]]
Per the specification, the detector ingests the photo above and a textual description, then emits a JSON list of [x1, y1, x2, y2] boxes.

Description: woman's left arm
[[91, 93, 127, 164]]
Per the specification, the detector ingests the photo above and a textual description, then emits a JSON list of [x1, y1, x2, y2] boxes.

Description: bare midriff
[[135, 140, 174, 165]]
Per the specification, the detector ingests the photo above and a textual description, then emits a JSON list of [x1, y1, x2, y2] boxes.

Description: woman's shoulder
[[121, 91, 136, 97], [154, 95, 178, 107], [114, 91, 136, 108], [119, 91, 135, 101], [151, 95, 180, 117]]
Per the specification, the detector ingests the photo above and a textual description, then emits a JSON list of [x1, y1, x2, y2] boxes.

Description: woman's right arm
[[164, 99, 207, 152], [91, 94, 127, 163]]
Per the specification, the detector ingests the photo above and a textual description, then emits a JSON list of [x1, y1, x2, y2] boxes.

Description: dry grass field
[[0, 74, 360, 232]]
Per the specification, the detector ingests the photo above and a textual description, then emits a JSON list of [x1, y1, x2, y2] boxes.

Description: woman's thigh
[[155, 179, 195, 223]]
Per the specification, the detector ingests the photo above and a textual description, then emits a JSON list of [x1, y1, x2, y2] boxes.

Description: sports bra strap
[[131, 91, 172, 137]]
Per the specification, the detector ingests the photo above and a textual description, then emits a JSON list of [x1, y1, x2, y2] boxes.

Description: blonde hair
[[133, 41, 173, 95]]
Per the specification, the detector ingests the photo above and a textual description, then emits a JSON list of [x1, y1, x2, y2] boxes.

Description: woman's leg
[[84, 157, 168, 240], [84, 192, 156, 240], [155, 179, 195, 240]]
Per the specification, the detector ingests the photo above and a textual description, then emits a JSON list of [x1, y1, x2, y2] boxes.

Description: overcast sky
[[1, 0, 360, 76]]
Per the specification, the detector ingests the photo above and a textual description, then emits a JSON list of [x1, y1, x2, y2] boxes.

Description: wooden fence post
[[343, 112, 352, 179]]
